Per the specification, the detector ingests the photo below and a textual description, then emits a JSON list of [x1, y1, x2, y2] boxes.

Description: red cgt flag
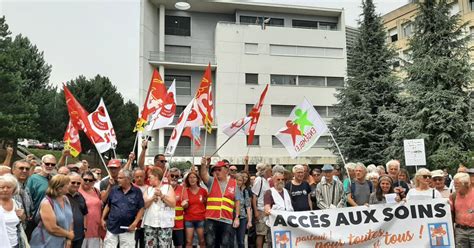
[[63, 84, 104, 146], [63, 119, 82, 157], [247, 84, 269, 145], [186, 64, 213, 133], [134, 69, 168, 132]]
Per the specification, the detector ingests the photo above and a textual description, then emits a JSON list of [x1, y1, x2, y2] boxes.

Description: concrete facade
[[139, 0, 347, 166]]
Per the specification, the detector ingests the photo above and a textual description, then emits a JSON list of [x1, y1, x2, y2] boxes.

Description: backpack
[[350, 180, 373, 196]]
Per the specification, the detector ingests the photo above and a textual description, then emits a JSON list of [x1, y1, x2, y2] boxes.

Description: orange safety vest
[[174, 185, 184, 230], [205, 177, 237, 221]]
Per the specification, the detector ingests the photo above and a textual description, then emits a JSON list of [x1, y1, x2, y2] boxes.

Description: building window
[[326, 77, 344, 87], [471, 0, 474, 11], [240, 16, 284, 26], [270, 44, 342, 58], [244, 43, 258, 54], [271, 105, 294, 117], [292, 19, 318, 29], [270, 45, 297, 56], [402, 22, 413, 38], [247, 135, 260, 146], [319, 22, 338, 31], [314, 136, 330, 148], [246, 104, 254, 115], [165, 45, 191, 63], [271, 75, 297, 86], [272, 136, 284, 147], [314, 106, 327, 117], [165, 15, 191, 36], [327, 106, 338, 118], [164, 75, 192, 95], [389, 28, 398, 42], [245, 73, 258, 85], [298, 76, 325, 87]]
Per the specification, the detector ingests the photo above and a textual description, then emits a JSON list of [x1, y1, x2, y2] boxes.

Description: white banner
[[268, 199, 454, 248], [275, 98, 328, 158]]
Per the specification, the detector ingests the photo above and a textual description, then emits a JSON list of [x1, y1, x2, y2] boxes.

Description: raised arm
[[57, 149, 70, 168], [243, 155, 249, 172], [2, 146, 13, 167], [199, 157, 210, 185], [123, 152, 135, 170], [138, 139, 147, 170]]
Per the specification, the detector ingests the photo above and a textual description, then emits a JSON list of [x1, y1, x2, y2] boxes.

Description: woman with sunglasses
[[79, 171, 103, 247], [406, 168, 442, 201], [181, 171, 207, 248], [142, 167, 176, 247]]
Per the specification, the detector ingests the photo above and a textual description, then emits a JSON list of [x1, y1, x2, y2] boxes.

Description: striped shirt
[[315, 179, 346, 209]]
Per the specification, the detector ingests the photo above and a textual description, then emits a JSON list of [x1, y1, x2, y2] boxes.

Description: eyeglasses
[[422, 175, 432, 179], [18, 167, 30, 171], [170, 174, 180, 179], [433, 177, 443, 181], [214, 168, 223, 172], [71, 182, 81, 186], [230, 169, 237, 172], [155, 159, 167, 163], [83, 179, 94, 183], [44, 163, 56, 167]]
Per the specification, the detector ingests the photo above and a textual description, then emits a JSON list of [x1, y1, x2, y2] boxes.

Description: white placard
[[403, 139, 426, 166]]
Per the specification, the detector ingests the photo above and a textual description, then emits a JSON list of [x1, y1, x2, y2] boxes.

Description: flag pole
[[210, 118, 252, 157], [192, 139, 195, 166], [112, 148, 117, 159], [203, 130, 208, 157], [328, 129, 350, 184], [97, 151, 111, 178]]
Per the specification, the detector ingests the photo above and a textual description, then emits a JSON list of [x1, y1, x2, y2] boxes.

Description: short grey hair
[[273, 171, 284, 178], [453, 172, 470, 187], [272, 165, 286, 175], [133, 167, 145, 175], [0, 173, 19, 195], [292, 164, 304, 173], [385, 160, 400, 171], [41, 154, 56, 163], [12, 160, 29, 170], [345, 162, 357, 170], [367, 164, 377, 173], [256, 163, 271, 176], [169, 167, 181, 176], [119, 169, 133, 179], [355, 163, 367, 172], [68, 172, 81, 177], [366, 172, 380, 180]]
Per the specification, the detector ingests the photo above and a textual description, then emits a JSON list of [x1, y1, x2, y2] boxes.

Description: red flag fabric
[[134, 69, 168, 131], [182, 126, 201, 150], [247, 84, 269, 145], [63, 84, 104, 145], [186, 64, 213, 132], [63, 119, 81, 157]]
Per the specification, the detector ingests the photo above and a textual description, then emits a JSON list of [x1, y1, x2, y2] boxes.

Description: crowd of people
[[0, 141, 473, 248]]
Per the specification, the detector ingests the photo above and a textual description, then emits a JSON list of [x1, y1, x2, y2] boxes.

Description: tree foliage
[[386, 0, 472, 170], [330, 0, 401, 165]]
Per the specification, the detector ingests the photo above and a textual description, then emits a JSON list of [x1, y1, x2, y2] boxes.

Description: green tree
[[387, 0, 472, 170], [330, 0, 401, 165], [0, 16, 40, 140]]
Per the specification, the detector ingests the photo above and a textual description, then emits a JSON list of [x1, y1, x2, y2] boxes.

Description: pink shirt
[[79, 188, 103, 238], [452, 188, 474, 227]]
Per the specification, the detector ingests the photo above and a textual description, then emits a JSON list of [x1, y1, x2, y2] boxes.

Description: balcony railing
[[148, 146, 217, 157], [149, 51, 216, 65]]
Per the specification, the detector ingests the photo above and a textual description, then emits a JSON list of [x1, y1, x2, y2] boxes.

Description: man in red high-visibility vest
[[200, 157, 241, 248]]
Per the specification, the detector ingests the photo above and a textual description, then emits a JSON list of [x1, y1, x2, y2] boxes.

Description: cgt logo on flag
[[274, 98, 328, 158]]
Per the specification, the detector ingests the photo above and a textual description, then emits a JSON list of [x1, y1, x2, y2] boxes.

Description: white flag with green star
[[274, 98, 328, 158]]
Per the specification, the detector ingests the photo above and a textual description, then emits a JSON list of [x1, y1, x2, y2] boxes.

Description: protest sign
[[403, 139, 426, 166], [268, 199, 454, 248]]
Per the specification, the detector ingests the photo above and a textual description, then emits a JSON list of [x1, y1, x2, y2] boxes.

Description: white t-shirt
[[142, 185, 175, 228], [251, 176, 270, 211], [406, 188, 442, 201], [0, 204, 20, 247]]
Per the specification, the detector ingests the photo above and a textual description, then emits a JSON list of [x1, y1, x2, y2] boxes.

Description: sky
[[1, 0, 407, 104]]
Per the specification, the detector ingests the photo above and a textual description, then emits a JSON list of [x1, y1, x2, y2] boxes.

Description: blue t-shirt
[[106, 185, 144, 234]]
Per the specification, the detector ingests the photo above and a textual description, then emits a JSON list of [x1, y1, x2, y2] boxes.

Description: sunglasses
[[44, 163, 56, 167], [214, 168, 223, 172], [170, 174, 180, 179], [422, 175, 432, 179], [18, 167, 30, 171], [230, 169, 237, 172], [71, 182, 81, 186], [155, 159, 167, 163], [83, 179, 94, 183], [433, 177, 443, 181]]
